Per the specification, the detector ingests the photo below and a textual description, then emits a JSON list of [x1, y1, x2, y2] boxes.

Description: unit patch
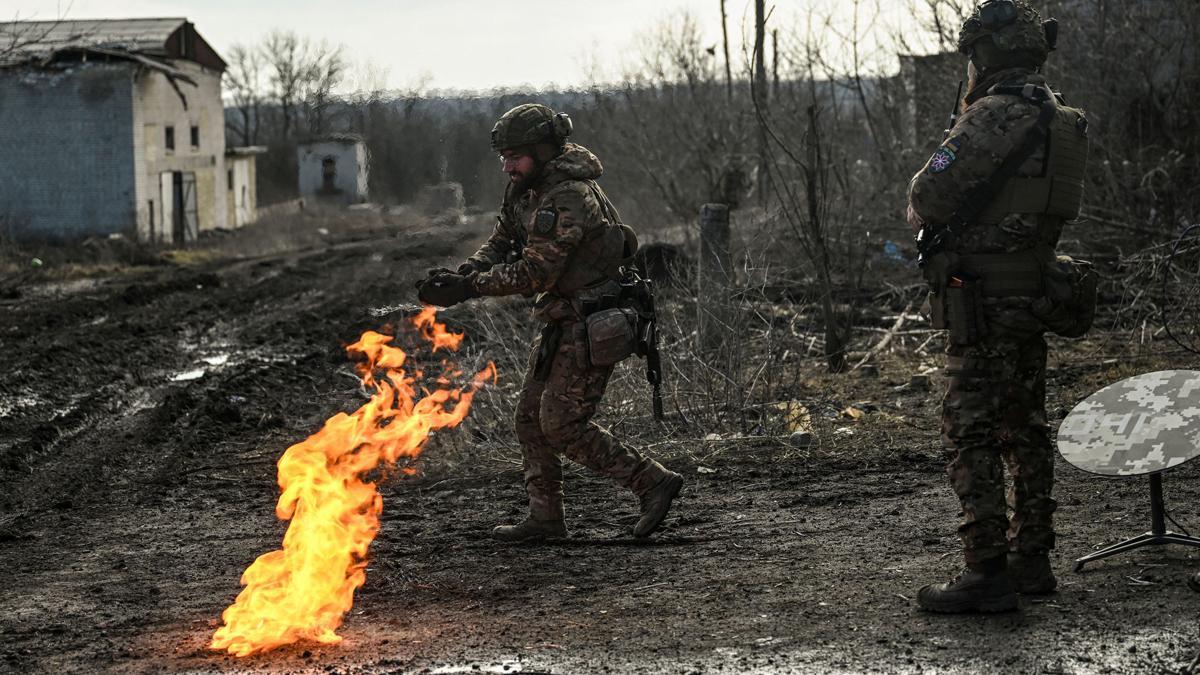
[[533, 208, 558, 235], [928, 137, 962, 174]]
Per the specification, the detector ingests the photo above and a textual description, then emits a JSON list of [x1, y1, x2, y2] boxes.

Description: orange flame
[[210, 309, 495, 657]]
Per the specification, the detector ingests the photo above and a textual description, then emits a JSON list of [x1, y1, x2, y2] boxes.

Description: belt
[[958, 250, 1049, 297]]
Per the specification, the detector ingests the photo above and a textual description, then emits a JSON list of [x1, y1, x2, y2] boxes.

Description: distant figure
[[906, 0, 1092, 613], [416, 104, 683, 541]]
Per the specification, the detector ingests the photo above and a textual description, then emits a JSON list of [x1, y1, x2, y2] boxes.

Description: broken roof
[[0, 18, 227, 71]]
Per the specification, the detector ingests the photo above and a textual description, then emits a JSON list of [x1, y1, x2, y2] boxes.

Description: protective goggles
[[964, 0, 1018, 34]]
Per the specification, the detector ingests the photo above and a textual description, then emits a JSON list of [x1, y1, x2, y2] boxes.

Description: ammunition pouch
[[1030, 255, 1097, 338], [584, 307, 639, 367], [924, 248, 1095, 342], [944, 274, 988, 346], [923, 250, 1045, 345]]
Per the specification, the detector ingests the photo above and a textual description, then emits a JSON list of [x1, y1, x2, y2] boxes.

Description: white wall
[[131, 60, 227, 243]]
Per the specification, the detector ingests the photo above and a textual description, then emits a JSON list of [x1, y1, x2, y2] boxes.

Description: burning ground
[[1, 213, 1198, 674]]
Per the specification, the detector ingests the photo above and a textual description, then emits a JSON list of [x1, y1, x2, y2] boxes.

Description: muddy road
[[1, 217, 1198, 674]]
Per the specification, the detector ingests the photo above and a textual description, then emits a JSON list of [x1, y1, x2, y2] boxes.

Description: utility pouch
[[921, 251, 960, 330], [927, 290, 947, 329], [1031, 255, 1097, 338], [584, 307, 638, 368], [533, 324, 563, 382], [944, 275, 987, 346]]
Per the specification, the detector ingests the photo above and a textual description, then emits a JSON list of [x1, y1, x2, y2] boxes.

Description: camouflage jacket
[[466, 143, 626, 301], [907, 68, 1063, 255]]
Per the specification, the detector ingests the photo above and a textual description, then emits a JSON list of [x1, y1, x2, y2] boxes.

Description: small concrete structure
[[297, 135, 369, 205], [225, 146, 266, 228], [0, 18, 260, 244]]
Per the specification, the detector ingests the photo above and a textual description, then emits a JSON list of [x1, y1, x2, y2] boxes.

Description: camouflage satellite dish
[[1057, 370, 1200, 571]]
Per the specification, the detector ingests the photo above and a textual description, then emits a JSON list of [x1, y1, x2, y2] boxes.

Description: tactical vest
[[552, 180, 638, 296], [975, 98, 1089, 225]]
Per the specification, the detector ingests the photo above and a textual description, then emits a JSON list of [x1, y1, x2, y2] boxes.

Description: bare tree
[[0, 5, 74, 62], [223, 43, 264, 146], [589, 11, 753, 226], [720, 0, 733, 101], [301, 40, 347, 136], [262, 31, 311, 141]]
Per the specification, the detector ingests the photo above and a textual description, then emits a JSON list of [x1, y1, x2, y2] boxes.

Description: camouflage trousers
[[514, 322, 669, 522], [942, 305, 1057, 564]]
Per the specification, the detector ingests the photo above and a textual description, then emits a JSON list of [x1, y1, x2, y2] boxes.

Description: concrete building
[[225, 145, 266, 228], [297, 135, 369, 205], [0, 18, 261, 244]]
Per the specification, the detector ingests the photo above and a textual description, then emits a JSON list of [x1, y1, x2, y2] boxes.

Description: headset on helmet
[[490, 104, 573, 153]]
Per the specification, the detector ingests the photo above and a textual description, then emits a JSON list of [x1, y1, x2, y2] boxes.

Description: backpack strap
[[945, 85, 1058, 233]]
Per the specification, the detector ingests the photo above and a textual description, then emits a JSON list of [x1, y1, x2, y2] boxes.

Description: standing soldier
[[417, 103, 683, 541], [907, 0, 1091, 612]]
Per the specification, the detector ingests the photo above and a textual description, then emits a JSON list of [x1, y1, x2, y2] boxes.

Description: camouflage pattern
[[1058, 370, 1200, 476], [465, 141, 671, 522], [516, 329, 670, 521], [468, 143, 626, 308], [943, 331, 1056, 562], [908, 67, 1077, 565], [908, 69, 1059, 255], [490, 103, 568, 152], [957, 0, 1049, 68]]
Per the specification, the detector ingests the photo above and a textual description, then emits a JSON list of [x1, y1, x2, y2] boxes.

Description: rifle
[[917, 79, 966, 268], [629, 273, 664, 421]]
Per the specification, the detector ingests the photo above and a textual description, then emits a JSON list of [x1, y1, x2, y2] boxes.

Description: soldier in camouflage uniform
[[417, 103, 683, 541], [906, 0, 1089, 612]]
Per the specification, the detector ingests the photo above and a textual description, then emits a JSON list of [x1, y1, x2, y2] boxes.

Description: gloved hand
[[417, 272, 480, 308], [415, 266, 456, 293]]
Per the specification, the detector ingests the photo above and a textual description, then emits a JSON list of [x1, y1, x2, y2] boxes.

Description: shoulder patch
[[928, 138, 961, 174], [533, 208, 558, 235]]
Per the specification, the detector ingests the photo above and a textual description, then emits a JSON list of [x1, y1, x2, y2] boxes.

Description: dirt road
[[1, 217, 1198, 674]]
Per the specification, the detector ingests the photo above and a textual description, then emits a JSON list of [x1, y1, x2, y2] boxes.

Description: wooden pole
[[697, 203, 733, 351]]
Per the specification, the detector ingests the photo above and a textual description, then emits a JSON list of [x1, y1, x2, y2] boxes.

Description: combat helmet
[[957, 0, 1057, 70], [490, 103, 573, 153]]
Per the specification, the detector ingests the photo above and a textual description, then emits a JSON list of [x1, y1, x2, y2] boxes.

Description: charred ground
[[1, 214, 1198, 674]]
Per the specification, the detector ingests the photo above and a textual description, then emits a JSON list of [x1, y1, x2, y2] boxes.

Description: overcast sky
[[7, 0, 933, 92]]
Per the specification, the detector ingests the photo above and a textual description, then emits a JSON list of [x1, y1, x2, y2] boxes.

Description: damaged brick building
[[0, 18, 264, 244]]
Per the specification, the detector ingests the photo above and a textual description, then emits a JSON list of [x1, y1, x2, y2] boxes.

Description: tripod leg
[[1074, 532, 1156, 572], [1160, 533, 1200, 548]]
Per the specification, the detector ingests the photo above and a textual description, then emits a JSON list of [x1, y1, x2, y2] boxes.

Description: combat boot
[[633, 472, 683, 538], [1007, 552, 1057, 595], [491, 518, 567, 543], [917, 558, 1018, 613]]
